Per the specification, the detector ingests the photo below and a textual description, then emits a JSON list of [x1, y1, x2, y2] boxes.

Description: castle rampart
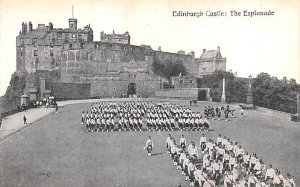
[[15, 17, 226, 99]]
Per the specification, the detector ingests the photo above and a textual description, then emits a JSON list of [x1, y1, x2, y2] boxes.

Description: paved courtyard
[[0, 98, 299, 187]]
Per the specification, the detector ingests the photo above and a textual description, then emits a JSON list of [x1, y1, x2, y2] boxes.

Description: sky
[[0, 0, 299, 96]]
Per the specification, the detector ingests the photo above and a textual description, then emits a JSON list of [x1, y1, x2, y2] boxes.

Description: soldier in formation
[[164, 133, 296, 187]]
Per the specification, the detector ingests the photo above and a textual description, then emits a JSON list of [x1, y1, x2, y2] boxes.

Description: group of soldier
[[203, 105, 237, 121], [82, 101, 146, 132], [164, 134, 296, 187], [81, 101, 214, 132]]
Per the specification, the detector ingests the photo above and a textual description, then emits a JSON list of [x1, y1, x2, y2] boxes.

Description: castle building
[[15, 17, 226, 100], [16, 19, 93, 72], [100, 30, 130, 44], [198, 46, 226, 76]]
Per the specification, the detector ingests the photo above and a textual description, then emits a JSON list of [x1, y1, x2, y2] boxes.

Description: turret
[[69, 18, 77, 30], [49, 22, 53, 30]]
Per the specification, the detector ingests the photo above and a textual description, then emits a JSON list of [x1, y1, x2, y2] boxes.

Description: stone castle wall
[[91, 79, 160, 98], [46, 82, 91, 100], [155, 88, 199, 99]]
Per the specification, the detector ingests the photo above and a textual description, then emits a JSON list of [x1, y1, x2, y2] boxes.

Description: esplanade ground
[[0, 98, 299, 187]]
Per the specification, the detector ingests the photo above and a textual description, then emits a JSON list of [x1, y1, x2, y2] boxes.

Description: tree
[[152, 59, 187, 82], [252, 72, 299, 113]]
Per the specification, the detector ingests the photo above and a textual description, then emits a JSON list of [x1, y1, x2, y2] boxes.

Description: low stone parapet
[[155, 88, 198, 100], [291, 114, 300, 122]]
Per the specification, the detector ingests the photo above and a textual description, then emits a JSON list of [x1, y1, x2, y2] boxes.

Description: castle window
[[33, 50, 38, 56], [20, 51, 23, 57], [190, 80, 193, 83], [50, 50, 54, 57], [33, 40, 37, 48], [58, 33, 62, 38], [69, 44, 73, 49], [113, 87, 116, 91]]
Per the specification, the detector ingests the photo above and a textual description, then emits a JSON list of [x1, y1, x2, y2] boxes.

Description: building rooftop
[[20, 29, 48, 39], [200, 46, 224, 60]]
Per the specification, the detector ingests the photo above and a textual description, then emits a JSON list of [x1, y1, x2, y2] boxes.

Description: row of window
[[57, 32, 82, 39], [94, 43, 133, 51], [179, 80, 194, 84], [33, 50, 53, 57]]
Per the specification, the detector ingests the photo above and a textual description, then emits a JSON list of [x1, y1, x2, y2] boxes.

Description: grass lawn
[[0, 99, 299, 187]]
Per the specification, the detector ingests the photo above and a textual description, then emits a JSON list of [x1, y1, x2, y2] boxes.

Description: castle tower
[[69, 18, 77, 30], [69, 6, 77, 30]]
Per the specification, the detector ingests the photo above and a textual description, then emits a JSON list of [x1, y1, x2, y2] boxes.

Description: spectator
[[23, 115, 27, 124]]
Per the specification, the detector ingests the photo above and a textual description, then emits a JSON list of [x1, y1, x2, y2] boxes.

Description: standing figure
[[146, 136, 154, 156], [180, 135, 187, 151], [200, 133, 207, 153], [283, 173, 296, 187], [23, 115, 27, 124]]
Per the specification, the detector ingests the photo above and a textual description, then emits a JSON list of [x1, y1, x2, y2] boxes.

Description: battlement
[[17, 19, 93, 44]]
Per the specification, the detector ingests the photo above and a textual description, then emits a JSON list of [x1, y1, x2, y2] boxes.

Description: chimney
[[100, 31, 105, 40], [21, 22, 25, 34], [189, 51, 195, 58], [158, 46, 161, 51], [24, 22, 28, 33], [29, 21, 32, 32], [203, 49, 206, 53]]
